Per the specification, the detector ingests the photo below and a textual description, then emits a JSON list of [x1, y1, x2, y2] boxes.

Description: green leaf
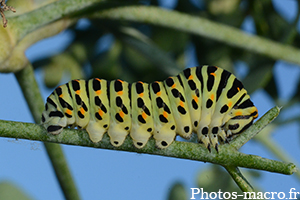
[[167, 182, 187, 200], [0, 182, 32, 200]]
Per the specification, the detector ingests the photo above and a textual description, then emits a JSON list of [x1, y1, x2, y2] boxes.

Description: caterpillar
[[41, 65, 258, 152]]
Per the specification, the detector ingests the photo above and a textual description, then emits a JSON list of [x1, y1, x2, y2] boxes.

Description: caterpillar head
[[225, 106, 258, 137]]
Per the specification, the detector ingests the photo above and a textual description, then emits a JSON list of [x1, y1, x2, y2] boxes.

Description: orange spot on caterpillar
[[235, 111, 242, 116], [75, 90, 81, 95], [139, 92, 144, 97], [96, 90, 101, 95], [179, 101, 184, 107], [210, 72, 216, 76], [117, 91, 123, 95], [157, 91, 161, 96], [119, 110, 125, 118], [163, 111, 168, 119], [193, 95, 198, 103], [237, 87, 240, 91], [188, 75, 193, 80], [171, 84, 176, 88], [210, 94, 214, 101], [66, 109, 72, 116], [80, 107, 85, 115], [117, 79, 124, 83], [142, 112, 147, 120], [228, 102, 232, 107], [98, 109, 103, 117]]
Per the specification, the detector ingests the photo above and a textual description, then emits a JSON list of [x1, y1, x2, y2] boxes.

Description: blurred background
[[0, 0, 300, 199]]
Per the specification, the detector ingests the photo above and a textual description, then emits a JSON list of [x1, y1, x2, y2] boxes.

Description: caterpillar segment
[[164, 76, 192, 139], [68, 80, 90, 129], [179, 67, 202, 133], [107, 79, 132, 147], [85, 78, 110, 143], [150, 81, 177, 148], [130, 81, 153, 148], [194, 66, 225, 151], [42, 65, 258, 152]]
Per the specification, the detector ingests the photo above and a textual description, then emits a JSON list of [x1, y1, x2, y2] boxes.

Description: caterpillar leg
[[209, 127, 220, 152], [130, 127, 152, 149], [226, 130, 232, 138], [86, 121, 107, 143], [153, 126, 176, 148], [218, 129, 227, 143], [209, 134, 218, 153], [197, 127, 211, 151], [107, 123, 129, 147]]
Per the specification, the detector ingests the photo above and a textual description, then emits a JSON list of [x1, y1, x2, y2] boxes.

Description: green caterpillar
[[42, 65, 258, 152]]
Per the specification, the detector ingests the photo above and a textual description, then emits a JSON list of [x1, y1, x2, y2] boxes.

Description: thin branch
[[14, 64, 45, 123], [224, 166, 254, 193], [0, 111, 296, 176], [0, 0, 16, 27], [91, 6, 300, 66], [114, 26, 181, 75], [255, 131, 300, 180], [43, 142, 81, 200], [14, 64, 81, 200], [5, 3, 300, 66]]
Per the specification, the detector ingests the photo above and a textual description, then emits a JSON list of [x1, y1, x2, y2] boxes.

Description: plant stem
[[0, 119, 296, 176], [44, 143, 80, 200], [7, 4, 300, 66], [14, 64, 81, 200], [92, 6, 300, 66], [257, 135, 300, 180], [224, 166, 254, 193], [14, 64, 44, 122]]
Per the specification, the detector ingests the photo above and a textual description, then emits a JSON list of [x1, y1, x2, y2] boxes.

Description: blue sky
[[1, 1, 300, 199]]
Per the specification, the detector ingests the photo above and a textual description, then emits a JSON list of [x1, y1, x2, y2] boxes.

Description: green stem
[[44, 143, 80, 200], [14, 64, 80, 200], [6, 3, 300, 66], [92, 6, 300, 66], [14, 63, 44, 122], [0, 119, 295, 175], [257, 135, 300, 180], [224, 166, 254, 193]]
